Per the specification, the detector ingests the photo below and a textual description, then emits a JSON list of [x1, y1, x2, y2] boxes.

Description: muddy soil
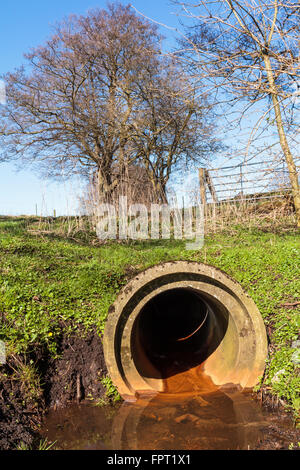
[[0, 329, 299, 450], [253, 412, 300, 450], [0, 327, 108, 450], [40, 328, 108, 408], [0, 368, 42, 450]]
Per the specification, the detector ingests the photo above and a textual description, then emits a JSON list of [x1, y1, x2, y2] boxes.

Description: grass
[[8, 353, 43, 404], [95, 376, 122, 405], [0, 216, 299, 416], [17, 438, 57, 451]]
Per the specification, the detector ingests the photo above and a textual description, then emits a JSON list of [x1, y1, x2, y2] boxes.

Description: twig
[[280, 301, 300, 307], [76, 372, 81, 404]]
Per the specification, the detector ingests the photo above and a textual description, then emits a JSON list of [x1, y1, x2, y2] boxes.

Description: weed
[[9, 354, 42, 404], [99, 376, 121, 403], [17, 438, 56, 450]]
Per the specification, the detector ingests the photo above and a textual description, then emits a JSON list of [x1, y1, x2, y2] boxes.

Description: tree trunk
[[148, 172, 167, 204], [159, 184, 168, 205], [97, 167, 113, 203], [263, 54, 300, 227]]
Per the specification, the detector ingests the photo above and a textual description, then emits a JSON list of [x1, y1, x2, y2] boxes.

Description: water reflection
[[41, 388, 268, 450]]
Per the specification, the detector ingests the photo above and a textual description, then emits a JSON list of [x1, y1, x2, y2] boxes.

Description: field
[[0, 216, 299, 448]]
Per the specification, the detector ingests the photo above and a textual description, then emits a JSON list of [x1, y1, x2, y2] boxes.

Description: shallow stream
[[40, 374, 298, 450]]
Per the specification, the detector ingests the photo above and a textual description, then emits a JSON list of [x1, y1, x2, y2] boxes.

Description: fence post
[[198, 168, 207, 207], [205, 169, 218, 203], [239, 164, 244, 197]]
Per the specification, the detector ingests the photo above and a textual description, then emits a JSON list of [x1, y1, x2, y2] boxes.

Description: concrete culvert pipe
[[103, 262, 268, 401]]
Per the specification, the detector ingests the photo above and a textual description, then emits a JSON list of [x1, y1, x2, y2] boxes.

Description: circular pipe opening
[[134, 288, 227, 380], [103, 262, 268, 401]]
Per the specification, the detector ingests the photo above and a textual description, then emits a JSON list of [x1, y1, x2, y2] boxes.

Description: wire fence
[[194, 158, 299, 231], [205, 160, 299, 203], [21, 157, 299, 241]]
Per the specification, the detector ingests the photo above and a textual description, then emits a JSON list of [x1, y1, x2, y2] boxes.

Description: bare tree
[[173, 0, 300, 225], [0, 4, 164, 201], [0, 2, 218, 205], [130, 58, 220, 203]]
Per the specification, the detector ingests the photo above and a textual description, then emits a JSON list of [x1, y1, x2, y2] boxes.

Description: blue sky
[[0, 1, 181, 216]]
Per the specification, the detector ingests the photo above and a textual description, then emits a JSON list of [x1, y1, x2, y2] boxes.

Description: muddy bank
[[0, 328, 108, 450], [40, 329, 108, 408], [0, 329, 299, 450], [0, 365, 42, 450]]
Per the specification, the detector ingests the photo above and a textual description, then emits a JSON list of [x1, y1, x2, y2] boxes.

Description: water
[[40, 366, 298, 450], [40, 387, 275, 450]]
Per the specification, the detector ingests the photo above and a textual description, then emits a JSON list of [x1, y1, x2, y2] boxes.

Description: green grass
[[17, 438, 57, 451], [0, 216, 299, 415], [97, 375, 122, 405]]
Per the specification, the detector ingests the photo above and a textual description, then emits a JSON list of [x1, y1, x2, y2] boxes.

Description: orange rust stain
[[162, 364, 218, 395]]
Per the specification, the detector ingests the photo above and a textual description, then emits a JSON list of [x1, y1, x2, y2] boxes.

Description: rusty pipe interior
[[133, 287, 228, 381]]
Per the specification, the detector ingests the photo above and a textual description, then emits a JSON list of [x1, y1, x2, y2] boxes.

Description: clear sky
[[0, 1, 182, 216]]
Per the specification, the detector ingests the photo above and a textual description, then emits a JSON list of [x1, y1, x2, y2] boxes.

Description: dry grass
[[204, 195, 296, 234], [22, 191, 297, 242]]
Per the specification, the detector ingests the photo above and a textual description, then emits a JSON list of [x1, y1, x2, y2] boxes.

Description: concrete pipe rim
[[103, 261, 268, 401]]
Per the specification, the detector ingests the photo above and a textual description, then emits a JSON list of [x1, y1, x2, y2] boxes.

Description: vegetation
[[0, 216, 299, 417], [17, 438, 56, 451], [98, 376, 122, 405]]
